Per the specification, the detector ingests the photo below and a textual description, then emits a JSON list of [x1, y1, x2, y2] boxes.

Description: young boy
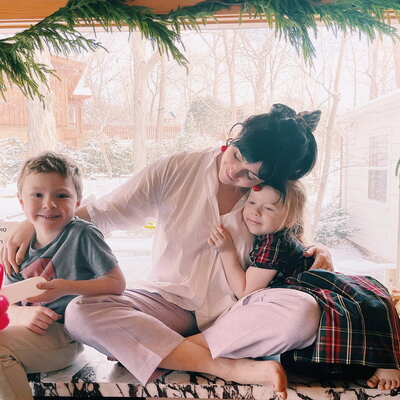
[[0, 151, 126, 400]]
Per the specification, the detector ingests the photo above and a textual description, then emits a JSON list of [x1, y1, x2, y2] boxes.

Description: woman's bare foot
[[367, 368, 400, 390], [227, 359, 288, 400]]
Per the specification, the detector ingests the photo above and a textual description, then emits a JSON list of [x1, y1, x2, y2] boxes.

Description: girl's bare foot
[[227, 359, 288, 400], [367, 368, 400, 390]]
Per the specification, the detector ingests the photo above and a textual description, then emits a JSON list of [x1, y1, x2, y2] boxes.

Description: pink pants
[[65, 288, 320, 385]]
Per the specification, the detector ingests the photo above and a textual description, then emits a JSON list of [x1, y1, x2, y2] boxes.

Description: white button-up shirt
[[87, 148, 254, 329]]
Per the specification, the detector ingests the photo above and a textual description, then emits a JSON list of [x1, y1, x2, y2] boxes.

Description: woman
[[3, 104, 332, 398]]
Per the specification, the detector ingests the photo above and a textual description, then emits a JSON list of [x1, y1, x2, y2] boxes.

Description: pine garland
[[0, 0, 399, 100]]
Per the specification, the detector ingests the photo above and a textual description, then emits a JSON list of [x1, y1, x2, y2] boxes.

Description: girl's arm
[[26, 265, 126, 303], [208, 225, 277, 298]]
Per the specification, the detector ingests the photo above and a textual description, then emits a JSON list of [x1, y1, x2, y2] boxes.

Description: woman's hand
[[208, 225, 235, 253], [1, 220, 35, 275], [304, 244, 334, 271]]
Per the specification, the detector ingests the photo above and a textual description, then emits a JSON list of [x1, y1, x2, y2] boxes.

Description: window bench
[[28, 345, 398, 399]]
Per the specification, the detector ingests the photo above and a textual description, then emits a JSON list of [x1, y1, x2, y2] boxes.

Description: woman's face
[[218, 145, 263, 188]]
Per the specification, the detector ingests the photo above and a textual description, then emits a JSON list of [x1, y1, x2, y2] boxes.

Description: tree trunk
[[368, 39, 380, 100], [131, 34, 148, 173], [26, 50, 57, 156], [223, 31, 237, 126], [393, 40, 400, 89], [155, 55, 167, 142]]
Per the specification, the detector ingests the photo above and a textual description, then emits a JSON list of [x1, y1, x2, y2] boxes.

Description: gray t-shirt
[[7, 217, 118, 320]]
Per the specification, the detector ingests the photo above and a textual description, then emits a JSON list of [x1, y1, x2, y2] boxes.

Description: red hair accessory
[[252, 185, 262, 191], [220, 145, 228, 152]]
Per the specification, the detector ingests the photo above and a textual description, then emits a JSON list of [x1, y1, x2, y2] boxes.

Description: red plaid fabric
[[249, 231, 400, 369], [284, 270, 400, 369], [249, 231, 313, 283]]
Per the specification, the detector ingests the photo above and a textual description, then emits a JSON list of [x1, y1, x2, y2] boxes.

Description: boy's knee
[[0, 346, 19, 368]]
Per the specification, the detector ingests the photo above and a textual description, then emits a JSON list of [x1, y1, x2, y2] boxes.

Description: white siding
[[338, 90, 400, 262]]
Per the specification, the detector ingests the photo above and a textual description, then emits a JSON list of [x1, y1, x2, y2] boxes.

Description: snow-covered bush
[[0, 138, 26, 185], [314, 198, 358, 245]]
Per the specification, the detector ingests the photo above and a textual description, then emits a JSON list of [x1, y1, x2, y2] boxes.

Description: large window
[[1, 24, 399, 287]]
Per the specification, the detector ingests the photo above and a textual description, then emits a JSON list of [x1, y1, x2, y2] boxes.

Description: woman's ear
[[298, 110, 321, 132]]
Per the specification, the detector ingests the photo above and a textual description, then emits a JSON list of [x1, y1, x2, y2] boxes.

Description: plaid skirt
[[279, 269, 400, 369]]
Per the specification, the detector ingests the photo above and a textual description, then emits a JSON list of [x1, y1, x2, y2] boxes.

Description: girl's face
[[242, 186, 287, 236], [218, 145, 263, 188]]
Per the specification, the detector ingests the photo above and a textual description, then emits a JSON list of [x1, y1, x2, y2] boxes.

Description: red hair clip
[[252, 185, 262, 191]]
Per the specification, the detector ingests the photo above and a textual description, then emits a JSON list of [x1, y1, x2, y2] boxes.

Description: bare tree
[[223, 30, 238, 125], [128, 32, 160, 172], [393, 40, 400, 89], [155, 54, 167, 142], [312, 34, 348, 236]]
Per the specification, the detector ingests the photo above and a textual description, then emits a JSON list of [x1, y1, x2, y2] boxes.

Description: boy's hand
[[17, 306, 61, 335], [27, 279, 68, 303], [208, 225, 235, 253]]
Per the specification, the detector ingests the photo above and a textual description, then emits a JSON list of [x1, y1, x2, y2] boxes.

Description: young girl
[[208, 180, 309, 299], [206, 181, 400, 390]]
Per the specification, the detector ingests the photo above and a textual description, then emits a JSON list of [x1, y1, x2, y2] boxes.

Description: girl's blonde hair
[[279, 180, 307, 241]]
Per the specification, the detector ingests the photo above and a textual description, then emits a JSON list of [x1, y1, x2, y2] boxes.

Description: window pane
[[369, 135, 388, 167], [368, 170, 388, 202]]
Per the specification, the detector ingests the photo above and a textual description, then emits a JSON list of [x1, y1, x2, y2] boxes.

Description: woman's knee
[[287, 292, 320, 347]]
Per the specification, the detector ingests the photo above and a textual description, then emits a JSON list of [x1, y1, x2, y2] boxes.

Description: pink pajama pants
[[65, 288, 320, 385]]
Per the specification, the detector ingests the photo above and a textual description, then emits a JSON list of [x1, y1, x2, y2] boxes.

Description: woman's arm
[[304, 244, 334, 271], [1, 206, 91, 275], [1, 220, 34, 274], [26, 266, 126, 303], [208, 225, 277, 298]]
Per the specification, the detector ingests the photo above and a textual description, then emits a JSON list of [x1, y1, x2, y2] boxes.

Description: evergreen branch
[[0, 0, 399, 101]]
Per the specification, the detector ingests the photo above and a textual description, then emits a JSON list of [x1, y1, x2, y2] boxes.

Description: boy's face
[[18, 172, 80, 239], [242, 186, 286, 236]]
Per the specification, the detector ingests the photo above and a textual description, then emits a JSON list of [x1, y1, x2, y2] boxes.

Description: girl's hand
[[1, 220, 35, 275], [208, 225, 235, 253], [304, 244, 334, 271], [27, 279, 68, 303], [15, 306, 61, 335]]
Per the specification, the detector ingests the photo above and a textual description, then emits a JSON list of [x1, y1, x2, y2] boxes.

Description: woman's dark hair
[[232, 103, 320, 194]]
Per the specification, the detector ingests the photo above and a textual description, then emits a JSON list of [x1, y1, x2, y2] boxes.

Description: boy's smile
[[18, 172, 80, 247]]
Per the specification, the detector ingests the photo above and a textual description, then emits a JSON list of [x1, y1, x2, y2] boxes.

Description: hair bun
[[297, 110, 321, 132], [271, 103, 296, 119]]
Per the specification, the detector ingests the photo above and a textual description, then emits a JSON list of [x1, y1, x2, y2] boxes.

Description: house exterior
[[337, 89, 400, 264], [0, 55, 91, 148]]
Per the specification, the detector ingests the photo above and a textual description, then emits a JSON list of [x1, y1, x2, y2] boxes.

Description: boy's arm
[[27, 265, 126, 303]]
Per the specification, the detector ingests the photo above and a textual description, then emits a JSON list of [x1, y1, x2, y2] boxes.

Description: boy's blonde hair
[[17, 151, 83, 200], [280, 180, 307, 240]]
